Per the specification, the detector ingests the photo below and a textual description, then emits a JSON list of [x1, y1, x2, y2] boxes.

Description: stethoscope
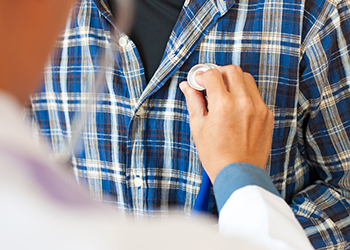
[[187, 63, 218, 214]]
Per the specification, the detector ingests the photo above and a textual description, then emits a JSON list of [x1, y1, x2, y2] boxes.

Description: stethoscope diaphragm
[[187, 63, 217, 91]]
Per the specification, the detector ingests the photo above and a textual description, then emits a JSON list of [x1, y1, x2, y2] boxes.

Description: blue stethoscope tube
[[192, 168, 212, 213]]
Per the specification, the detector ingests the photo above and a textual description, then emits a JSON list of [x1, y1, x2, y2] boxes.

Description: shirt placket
[[117, 32, 150, 214], [99, 0, 235, 214]]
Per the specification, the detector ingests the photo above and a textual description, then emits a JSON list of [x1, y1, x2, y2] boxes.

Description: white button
[[134, 177, 143, 187], [119, 36, 128, 47]]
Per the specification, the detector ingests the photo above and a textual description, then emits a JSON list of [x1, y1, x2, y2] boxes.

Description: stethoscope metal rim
[[187, 63, 217, 91]]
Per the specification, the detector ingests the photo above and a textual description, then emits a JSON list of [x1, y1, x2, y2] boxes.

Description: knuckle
[[200, 69, 220, 85], [205, 68, 220, 77], [222, 96, 233, 109], [243, 72, 254, 82], [258, 106, 270, 119], [261, 108, 274, 127], [215, 95, 232, 114], [239, 96, 254, 113], [258, 104, 268, 114], [227, 65, 243, 74]]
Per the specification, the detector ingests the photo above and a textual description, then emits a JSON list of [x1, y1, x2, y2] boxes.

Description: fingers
[[194, 69, 228, 102], [243, 72, 273, 125], [243, 73, 264, 105], [194, 65, 254, 107], [216, 65, 251, 99], [215, 66, 267, 116], [179, 81, 208, 122], [184, 64, 271, 125]]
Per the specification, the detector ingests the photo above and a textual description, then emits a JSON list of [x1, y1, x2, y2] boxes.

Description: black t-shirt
[[107, 0, 184, 82]]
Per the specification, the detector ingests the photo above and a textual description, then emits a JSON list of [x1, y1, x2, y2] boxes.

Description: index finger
[[195, 68, 229, 101]]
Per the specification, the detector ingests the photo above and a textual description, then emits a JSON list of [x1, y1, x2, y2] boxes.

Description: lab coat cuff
[[213, 163, 281, 213]]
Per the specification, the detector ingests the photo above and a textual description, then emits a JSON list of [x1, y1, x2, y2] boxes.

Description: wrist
[[202, 154, 258, 182], [202, 158, 238, 183]]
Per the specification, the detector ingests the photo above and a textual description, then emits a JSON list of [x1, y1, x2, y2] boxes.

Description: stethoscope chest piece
[[187, 63, 217, 91]]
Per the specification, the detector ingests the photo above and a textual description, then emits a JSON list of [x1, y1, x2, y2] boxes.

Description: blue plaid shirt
[[29, 0, 350, 248]]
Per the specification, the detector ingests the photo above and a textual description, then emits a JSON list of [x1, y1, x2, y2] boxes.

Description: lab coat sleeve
[[213, 163, 315, 250]]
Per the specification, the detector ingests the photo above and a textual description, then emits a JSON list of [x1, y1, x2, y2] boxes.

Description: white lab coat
[[0, 92, 314, 249]]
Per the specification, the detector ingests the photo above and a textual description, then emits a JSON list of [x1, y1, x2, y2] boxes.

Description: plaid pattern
[[29, 0, 350, 248]]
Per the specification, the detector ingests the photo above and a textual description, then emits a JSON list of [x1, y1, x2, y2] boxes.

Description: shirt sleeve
[[213, 162, 281, 212], [213, 163, 314, 250], [292, 0, 350, 248]]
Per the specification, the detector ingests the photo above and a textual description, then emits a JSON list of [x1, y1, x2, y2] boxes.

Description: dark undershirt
[[108, 0, 184, 82]]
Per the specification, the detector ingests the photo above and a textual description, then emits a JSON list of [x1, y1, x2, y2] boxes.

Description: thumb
[[179, 81, 207, 123]]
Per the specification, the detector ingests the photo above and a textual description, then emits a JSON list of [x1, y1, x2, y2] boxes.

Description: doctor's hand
[[180, 65, 274, 183]]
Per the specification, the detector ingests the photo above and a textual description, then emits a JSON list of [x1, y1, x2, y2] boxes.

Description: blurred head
[[0, 0, 75, 105]]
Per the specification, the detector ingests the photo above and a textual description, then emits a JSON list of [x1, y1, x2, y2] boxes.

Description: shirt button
[[119, 36, 128, 47], [135, 177, 143, 187]]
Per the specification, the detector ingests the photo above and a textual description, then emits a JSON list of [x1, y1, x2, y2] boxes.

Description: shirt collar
[[140, 0, 235, 99], [93, 0, 114, 26], [91, 0, 236, 106], [92, 0, 235, 25]]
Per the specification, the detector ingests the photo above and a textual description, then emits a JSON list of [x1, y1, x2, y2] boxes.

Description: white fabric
[[0, 91, 314, 249], [220, 185, 314, 249]]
